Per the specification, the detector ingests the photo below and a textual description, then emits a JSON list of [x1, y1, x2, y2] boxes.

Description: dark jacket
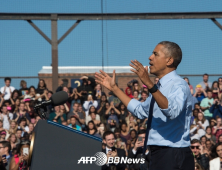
[[128, 147, 151, 170], [209, 104, 222, 119], [101, 148, 126, 170], [196, 153, 209, 170]]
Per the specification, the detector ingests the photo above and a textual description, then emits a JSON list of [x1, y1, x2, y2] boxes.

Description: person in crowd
[[9, 141, 30, 170], [184, 77, 194, 95], [77, 77, 94, 102], [18, 80, 28, 97], [97, 123, 107, 137], [212, 81, 220, 99], [24, 123, 34, 135], [128, 129, 150, 170], [205, 126, 216, 145], [10, 90, 19, 102], [125, 87, 133, 98], [8, 121, 18, 135], [190, 124, 200, 140], [13, 103, 31, 124], [7, 133, 18, 152], [36, 79, 47, 95], [85, 106, 100, 125], [102, 131, 126, 170], [56, 79, 68, 92], [132, 82, 141, 97], [139, 91, 148, 102], [191, 139, 209, 170], [212, 117, 222, 143], [198, 74, 212, 91], [0, 105, 13, 130], [194, 85, 207, 103], [94, 84, 104, 101], [106, 103, 119, 131], [200, 90, 214, 121], [67, 102, 84, 128], [128, 115, 138, 131], [97, 94, 108, 124], [117, 102, 128, 124], [0, 121, 5, 133], [120, 122, 131, 144], [0, 130, 7, 141], [0, 77, 15, 100], [69, 88, 81, 112], [68, 116, 81, 131], [12, 99, 20, 114], [191, 109, 199, 124], [108, 91, 121, 108], [49, 106, 66, 124], [83, 94, 98, 117], [218, 134, 222, 143], [17, 118, 28, 136], [209, 98, 222, 119], [209, 143, 222, 170], [193, 112, 209, 137], [0, 141, 12, 170], [132, 90, 140, 100], [87, 121, 100, 137], [129, 129, 137, 144]]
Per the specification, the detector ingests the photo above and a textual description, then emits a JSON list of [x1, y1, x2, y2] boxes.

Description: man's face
[[206, 141, 212, 149], [103, 134, 115, 148], [5, 80, 10, 87], [216, 145, 222, 158], [191, 143, 200, 156], [203, 75, 208, 82], [141, 93, 148, 100], [1, 107, 7, 114], [73, 104, 79, 112], [19, 104, 25, 111], [149, 44, 171, 76], [121, 124, 127, 132], [114, 132, 120, 138], [217, 118, 222, 126], [207, 92, 212, 99], [16, 131, 22, 138]]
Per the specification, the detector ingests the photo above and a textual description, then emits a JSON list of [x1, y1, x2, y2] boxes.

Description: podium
[[29, 120, 102, 170]]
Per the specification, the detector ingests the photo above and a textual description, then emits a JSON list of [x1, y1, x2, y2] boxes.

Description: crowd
[[0, 73, 222, 170]]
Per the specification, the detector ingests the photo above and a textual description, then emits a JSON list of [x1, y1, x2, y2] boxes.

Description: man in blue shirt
[[95, 41, 194, 170]]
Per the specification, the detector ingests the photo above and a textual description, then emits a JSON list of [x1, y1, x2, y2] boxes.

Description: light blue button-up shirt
[[127, 70, 192, 147]]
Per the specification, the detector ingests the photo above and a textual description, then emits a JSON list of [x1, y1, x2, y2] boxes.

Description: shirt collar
[[106, 147, 112, 153], [158, 70, 177, 87]]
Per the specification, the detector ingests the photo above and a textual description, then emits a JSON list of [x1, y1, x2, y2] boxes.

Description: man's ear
[[166, 57, 174, 67], [103, 139, 106, 144]]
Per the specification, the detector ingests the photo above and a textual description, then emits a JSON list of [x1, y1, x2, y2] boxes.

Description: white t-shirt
[[0, 86, 15, 100], [0, 113, 13, 130]]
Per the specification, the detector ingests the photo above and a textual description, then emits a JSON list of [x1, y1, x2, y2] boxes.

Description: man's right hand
[[133, 140, 144, 151]]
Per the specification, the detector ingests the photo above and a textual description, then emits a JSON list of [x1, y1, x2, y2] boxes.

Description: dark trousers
[[149, 146, 195, 170]]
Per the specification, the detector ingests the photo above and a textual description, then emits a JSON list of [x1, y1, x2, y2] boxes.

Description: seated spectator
[[212, 117, 222, 143], [0, 130, 7, 141], [200, 90, 214, 121], [7, 133, 18, 152], [97, 94, 108, 124], [56, 79, 68, 92], [17, 118, 28, 137], [9, 141, 30, 170], [128, 129, 150, 170], [102, 131, 126, 170], [10, 90, 19, 102], [12, 99, 20, 114], [210, 118, 217, 129], [209, 98, 222, 119], [120, 123, 131, 144], [209, 143, 222, 170], [183, 77, 193, 95], [24, 123, 34, 135], [13, 103, 31, 124], [193, 112, 209, 137], [36, 79, 47, 95], [133, 90, 139, 100], [85, 108, 100, 126], [212, 81, 220, 99], [108, 91, 121, 108], [125, 87, 133, 98], [68, 116, 81, 131], [1, 105, 13, 130], [87, 121, 100, 137], [218, 134, 222, 143], [115, 138, 128, 156], [106, 105, 119, 131], [8, 121, 18, 135], [191, 109, 199, 124], [0, 77, 15, 100], [191, 139, 209, 170], [193, 85, 207, 103], [49, 106, 66, 125], [132, 82, 141, 97], [69, 88, 81, 113], [130, 129, 137, 144], [205, 126, 216, 145], [83, 94, 98, 117], [0, 141, 12, 170], [114, 128, 127, 143], [94, 84, 104, 101], [128, 115, 138, 131], [190, 124, 200, 140], [15, 129, 22, 144], [77, 77, 93, 102], [97, 123, 107, 137], [139, 91, 148, 102], [198, 73, 212, 91], [18, 80, 28, 97], [117, 102, 128, 124], [67, 103, 84, 127]]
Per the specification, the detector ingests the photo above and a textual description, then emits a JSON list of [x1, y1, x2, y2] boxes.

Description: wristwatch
[[148, 84, 158, 93]]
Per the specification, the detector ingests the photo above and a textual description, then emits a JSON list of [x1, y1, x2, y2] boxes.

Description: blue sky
[[0, 0, 222, 89]]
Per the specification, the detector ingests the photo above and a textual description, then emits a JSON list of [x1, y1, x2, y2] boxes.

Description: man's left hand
[[129, 60, 153, 88]]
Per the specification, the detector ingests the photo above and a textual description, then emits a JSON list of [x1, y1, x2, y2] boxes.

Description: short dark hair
[[114, 128, 121, 133], [4, 77, 11, 82], [206, 90, 212, 93], [70, 116, 76, 120], [73, 102, 79, 106], [191, 139, 201, 144], [0, 141, 11, 152], [158, 41, 182, 68], [141, 91, 148, 95], [16, 129, 22, 133], [203, 73, 209, 77], [138, 129, 146, 135], [130, 129, 137, 135], [103, 131, 115, 140]]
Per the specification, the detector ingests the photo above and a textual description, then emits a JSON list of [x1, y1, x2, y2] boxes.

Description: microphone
[[34, 91, 68, 119]]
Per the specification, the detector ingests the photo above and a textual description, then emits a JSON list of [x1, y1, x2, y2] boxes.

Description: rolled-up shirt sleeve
[[159, 85, 187, 119], [127, 97, 151, 119]]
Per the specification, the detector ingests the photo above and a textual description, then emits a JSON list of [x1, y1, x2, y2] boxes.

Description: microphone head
[[51, 91, 68, 106]]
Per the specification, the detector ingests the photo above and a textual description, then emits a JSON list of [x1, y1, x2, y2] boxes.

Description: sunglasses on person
[[191, 146, 199, 149]]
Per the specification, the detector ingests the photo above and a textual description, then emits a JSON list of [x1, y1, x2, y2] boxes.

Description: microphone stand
[[34, 105, 47, 120]]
